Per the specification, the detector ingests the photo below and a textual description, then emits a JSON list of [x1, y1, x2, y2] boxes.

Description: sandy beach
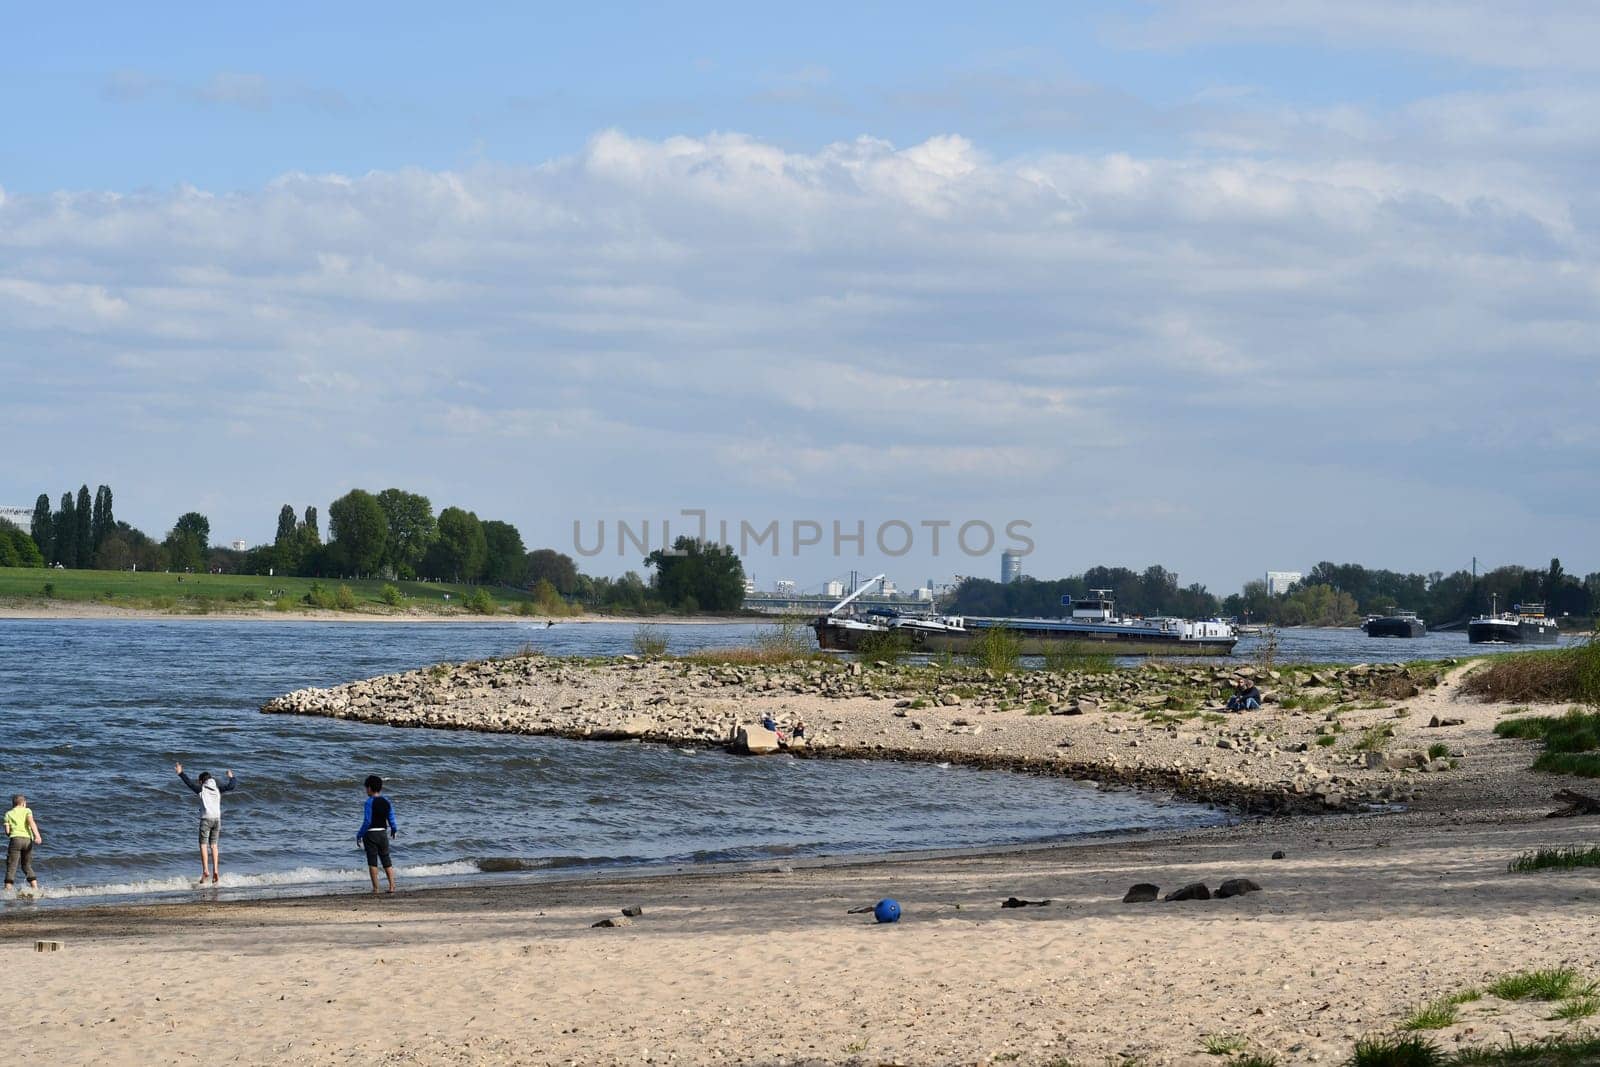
[[5, 662, 1599, 1065]]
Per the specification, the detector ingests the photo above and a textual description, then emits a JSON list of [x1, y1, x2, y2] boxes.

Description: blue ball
[[873, 898, 901, 924]]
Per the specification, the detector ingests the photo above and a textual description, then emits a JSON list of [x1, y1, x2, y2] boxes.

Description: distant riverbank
[[0, 598, 766, 625]]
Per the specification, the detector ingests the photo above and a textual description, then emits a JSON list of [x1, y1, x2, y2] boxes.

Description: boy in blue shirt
[[357, 774, 399, 895]]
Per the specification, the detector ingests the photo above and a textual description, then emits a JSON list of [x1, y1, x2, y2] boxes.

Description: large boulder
[[1164, 882, 1211, 902], [1122, 883, 1160, 903], [1215, 878, 1262, 899], [733, 724, 782, 755]]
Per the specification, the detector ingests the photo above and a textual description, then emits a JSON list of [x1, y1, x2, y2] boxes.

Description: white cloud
[[1, 122, 1595, 585]]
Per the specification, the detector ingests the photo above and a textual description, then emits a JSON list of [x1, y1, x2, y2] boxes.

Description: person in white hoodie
[[175, 762, 236, 884]]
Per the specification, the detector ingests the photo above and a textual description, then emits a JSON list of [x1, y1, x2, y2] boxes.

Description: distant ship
[[1467, 597, 1559, 644], [812, 578, 1238, 658], [1363, 610, 1426, 638]]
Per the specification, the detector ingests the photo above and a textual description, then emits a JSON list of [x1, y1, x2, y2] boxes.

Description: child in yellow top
[[4, 795, 42, 892]]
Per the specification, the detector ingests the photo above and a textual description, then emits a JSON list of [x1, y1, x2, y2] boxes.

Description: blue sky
[[3, 2, 1598, 593]]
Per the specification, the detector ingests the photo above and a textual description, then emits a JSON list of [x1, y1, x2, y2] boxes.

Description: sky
[[3, 2, 1598, 595]]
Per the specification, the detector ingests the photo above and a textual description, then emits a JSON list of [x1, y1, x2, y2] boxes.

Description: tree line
[[2, 483, 746, 614], [948, 558, 1600, 627]]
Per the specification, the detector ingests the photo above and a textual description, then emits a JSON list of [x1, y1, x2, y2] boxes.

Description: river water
[[0, 619, 1230, 906]]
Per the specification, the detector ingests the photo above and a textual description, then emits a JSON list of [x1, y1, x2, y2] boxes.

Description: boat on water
[[1467, 597, 1560, 645], [1363, 610, 1426, 638], [811, 577, 1238, 657]]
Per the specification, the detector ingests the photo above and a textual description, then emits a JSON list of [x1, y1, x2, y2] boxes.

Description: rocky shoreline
[[263, 653, 1466, 814]]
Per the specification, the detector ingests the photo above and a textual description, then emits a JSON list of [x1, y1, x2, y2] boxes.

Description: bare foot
[[212, 874, 219, 884]]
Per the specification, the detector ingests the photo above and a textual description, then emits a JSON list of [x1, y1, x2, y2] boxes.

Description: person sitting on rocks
[[1225, 678, 1261, 711]]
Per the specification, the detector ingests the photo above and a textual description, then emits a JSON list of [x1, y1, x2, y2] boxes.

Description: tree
[[327, 490, 388, 576], [481, 520, 527, 586], [30, 494, 51, 565], [165, 511, 211, 572], [0, 522, 44, 567], [91, 485, 114, 551], [645, 537, 745, 612], [525, 548, 580, 596], [422, 507, 487, 582], [74, 485, 92, 567], [54, 492, 77, 568], [275, 505, 298, 546], [302, 506, 320, 543], [374, 489, 436, 578]]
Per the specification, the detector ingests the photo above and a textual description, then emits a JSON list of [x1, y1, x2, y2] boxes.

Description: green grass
[[1449, 1033, 1600, 1064], [1202, 1034, 1247, 1056], [1507, 847, 1600, 873], [1548, 996, 1599, 1022], [1485, 969, 1586, 1002], [1401, 1001, 1461, 1031], [1494, 709, 1600, 777], [1349, 1033, 1445, 1067], [1230, 1057, 1279, 1067], [968, 624, 1022, 674], [1428, 743, 1452, 760], [1041, 646, 1115, 674], [0, 564, 533, 614], [1316, 734, 1339, 747], [1355, 724, 1397, 752]]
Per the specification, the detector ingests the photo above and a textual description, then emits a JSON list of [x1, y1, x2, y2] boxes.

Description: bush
[[41, 582, 54, 598], [754, 617, 815, 662], [304, 582, 337, 610], [1464, 641, 1600, 705], [856, 629, 912, 665], [969, 625, 1021, 674], [1042, 645, 1114, 674], [272, 596, 296, 612], [465, 587, 495, 615], [335, 584, 358, 610], [632, 624, 669, 658], [380, 584, 403, 607]]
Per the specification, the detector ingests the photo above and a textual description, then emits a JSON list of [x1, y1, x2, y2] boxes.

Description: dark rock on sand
[[1216, 878, 1262, 899], [622, 905, 644, 918], [1164, 882, 1210, 902], [1122, 883, 1160, 903], [1271, 850, 1286, 860]]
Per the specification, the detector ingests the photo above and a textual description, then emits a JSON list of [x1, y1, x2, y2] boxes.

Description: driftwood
[[1547, 789, 1600, 818]]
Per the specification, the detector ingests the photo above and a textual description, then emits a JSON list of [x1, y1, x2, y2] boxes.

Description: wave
[[39, 860, 479, 900]]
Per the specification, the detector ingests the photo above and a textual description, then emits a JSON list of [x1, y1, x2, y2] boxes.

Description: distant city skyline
[[4, 5, 1598, 593]]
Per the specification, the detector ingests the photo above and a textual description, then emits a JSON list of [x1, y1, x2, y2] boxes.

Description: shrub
[[41, 582, 54, 598], [857, 629, 912, 666], [380, 584, 403, 607], [1464, 641, 1600, 705], [272, 596, 296, 612], [969, 625, 1021, 674], [754, 616, 815, 662], [1042, 645, 1114, 674], [632, 624, 669, 658], [304, 582, 337, 610], [1427, 742, 1451, 760], [465, 587, 495, 615], [335, 584, 358, 610], [514, 599, 536, 617]]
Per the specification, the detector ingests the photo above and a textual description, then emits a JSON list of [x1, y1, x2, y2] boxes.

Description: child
[[176, 762, 237, 884], [357, 774, 399, 895], [4, 795, 42, 893]]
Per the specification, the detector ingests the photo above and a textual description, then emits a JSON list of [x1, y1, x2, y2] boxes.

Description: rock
[[1216, 878, 1262, 898], [591, 916, 633, 928], [1000, 897, 1051, 908], [1271, 850, 1286, 860], [732, 724, 781, 755], [621, 905, 644, 918], [940, 693, 962, 706], [1427, 716, 1465, 728], [1164, 882, 1210, 902], [1425, 758, 1452, 773], [1122, 883, 1160, 903]]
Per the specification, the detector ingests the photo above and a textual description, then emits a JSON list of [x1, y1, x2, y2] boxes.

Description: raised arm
[[175, 764, 201, 794], [218, 770, 237, 793]]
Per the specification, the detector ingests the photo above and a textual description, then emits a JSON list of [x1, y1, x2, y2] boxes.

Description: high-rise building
[[1265, 571, 1303, 597], [824, 580, 845, 598], [1001, 550, 1023, 583]]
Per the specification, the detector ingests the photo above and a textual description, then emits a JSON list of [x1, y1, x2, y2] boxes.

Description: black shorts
[[362, 829, 392, 868]]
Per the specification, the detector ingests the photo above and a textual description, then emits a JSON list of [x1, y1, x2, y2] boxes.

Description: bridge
[[741, 593, 923, 615]]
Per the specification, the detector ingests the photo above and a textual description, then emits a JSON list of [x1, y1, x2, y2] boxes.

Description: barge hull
[[815, 623, 1236, 657]]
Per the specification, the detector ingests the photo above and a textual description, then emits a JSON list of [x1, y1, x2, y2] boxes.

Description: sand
[[5, 668, 1599, 1065]]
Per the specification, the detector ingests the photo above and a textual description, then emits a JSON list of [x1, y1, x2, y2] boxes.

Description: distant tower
[[1001, 550, 1023, 584]]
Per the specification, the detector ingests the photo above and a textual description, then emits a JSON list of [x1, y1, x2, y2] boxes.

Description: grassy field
[[0, 565, 542, 616]]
